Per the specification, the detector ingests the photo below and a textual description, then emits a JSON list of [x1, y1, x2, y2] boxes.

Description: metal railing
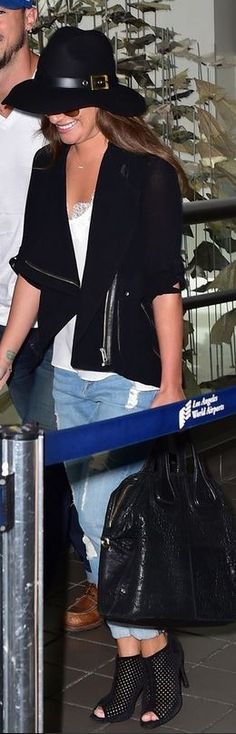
[[0, 427, 44, 734], [182, 197, 236, 311], [183, 196, 236, 225]]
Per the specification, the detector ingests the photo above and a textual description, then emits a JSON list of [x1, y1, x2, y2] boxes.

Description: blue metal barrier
[[44, 386, 236, 466]]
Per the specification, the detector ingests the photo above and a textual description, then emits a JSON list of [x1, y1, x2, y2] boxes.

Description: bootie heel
[[141, 634, 189, 729], [91, 653, 144, 723]]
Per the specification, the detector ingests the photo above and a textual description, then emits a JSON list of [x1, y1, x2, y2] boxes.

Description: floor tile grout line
[[65, 634, 116, 649], [202, 704, 236, 733], [182, 691, 236, 706]]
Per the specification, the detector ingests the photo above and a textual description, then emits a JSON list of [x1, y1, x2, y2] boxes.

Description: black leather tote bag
[[98, 435, 236, 627]]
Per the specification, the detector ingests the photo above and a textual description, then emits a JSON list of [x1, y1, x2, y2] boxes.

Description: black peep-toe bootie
[[141, 634, 189, 729], [91, 654, 144, 723]]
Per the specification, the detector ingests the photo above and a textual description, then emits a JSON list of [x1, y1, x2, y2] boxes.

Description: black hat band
[[40, 73, 117, 91]]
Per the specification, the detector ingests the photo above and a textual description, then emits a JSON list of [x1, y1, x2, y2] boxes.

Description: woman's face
[[48, 106, 100, 145]]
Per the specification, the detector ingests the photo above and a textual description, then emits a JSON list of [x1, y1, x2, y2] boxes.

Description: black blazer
[[11, 142, 184, 386]]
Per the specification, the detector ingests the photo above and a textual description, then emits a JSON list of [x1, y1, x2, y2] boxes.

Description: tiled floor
[[44, 512, 236, 734], [44, 553, 236, 734]]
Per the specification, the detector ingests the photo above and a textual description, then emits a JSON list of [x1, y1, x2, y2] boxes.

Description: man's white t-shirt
[[0, 108, 43, 325]]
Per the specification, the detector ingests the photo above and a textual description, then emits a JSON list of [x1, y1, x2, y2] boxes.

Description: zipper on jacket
[[25, 260, 79, 288], [117, 299, 121, 353], [141, 302, 160, 359], [100, 273, 118, 367], [141, 301, 155, 329]]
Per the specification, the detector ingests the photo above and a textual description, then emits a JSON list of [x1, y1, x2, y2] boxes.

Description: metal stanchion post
[[0, 426, 44, 734]]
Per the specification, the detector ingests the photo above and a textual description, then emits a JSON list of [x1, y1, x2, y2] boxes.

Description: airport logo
[[178, 393, 225, 430]]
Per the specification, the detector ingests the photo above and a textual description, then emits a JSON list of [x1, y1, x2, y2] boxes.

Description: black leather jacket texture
[[11, 142, 185, 386]]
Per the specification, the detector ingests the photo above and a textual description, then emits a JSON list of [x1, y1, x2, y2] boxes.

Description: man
[[0, 0, 55, 426], [0, 0, 90, 606]]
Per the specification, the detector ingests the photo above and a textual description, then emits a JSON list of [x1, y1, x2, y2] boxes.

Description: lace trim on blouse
[[69, 194, 94, 220]]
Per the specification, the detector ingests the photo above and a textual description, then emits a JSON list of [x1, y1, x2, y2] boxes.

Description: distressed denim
[[53, 368, 162, 639]]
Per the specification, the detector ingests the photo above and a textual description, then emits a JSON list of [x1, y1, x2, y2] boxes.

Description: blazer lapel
[[78, 144, 143, 340]]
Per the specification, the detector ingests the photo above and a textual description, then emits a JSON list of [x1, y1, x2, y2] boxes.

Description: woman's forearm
[[0, 275, 40, 381], [152, 291, 184, 404]]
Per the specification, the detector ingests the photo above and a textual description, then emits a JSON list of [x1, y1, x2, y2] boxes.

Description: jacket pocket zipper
[[25, 260, 79, 288], [141, 302, 160, 358], [141, 301, 155, 328], [100, 273, 118, 367]]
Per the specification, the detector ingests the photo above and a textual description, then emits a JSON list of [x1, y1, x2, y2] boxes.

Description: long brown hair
[[41, 108, 188, 193]]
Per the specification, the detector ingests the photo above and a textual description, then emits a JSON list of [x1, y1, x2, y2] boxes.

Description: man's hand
[[0, 355, 14, 390]]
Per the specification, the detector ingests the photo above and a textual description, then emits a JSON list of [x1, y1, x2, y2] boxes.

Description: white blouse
[[52, 197, 113, 380]]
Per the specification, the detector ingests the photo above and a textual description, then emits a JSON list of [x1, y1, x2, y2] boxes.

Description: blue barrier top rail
[[44, 386, 236, 466]]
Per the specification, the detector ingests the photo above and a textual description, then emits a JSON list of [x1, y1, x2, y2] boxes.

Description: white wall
[[159, 0, 215, 55], [214, 0, 236, 97], [160, 0, 236, 96]]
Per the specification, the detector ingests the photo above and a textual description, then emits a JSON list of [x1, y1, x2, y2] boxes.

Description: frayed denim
[[53, 368, 161, 639]]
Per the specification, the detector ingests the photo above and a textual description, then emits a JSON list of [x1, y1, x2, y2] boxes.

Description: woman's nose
[[48, 113, 65, 123]]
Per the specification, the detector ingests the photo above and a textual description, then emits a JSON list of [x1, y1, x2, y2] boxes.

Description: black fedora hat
[[3, 26, 146, 116]]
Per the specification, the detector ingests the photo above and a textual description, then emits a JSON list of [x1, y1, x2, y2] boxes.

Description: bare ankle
[[117, 636, 141, 657], [141, 632, 167, 658]]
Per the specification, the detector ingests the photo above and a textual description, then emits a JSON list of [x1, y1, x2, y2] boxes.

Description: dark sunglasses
[[65, 109, 81, 118], [45, 109, 81, 118]]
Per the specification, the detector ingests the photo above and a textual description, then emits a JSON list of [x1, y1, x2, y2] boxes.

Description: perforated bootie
[[91, 653, 144, 723], [141, 634, 189, 729]]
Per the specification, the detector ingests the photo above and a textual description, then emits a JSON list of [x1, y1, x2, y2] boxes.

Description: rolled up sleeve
[[142, 156, 185, 301]]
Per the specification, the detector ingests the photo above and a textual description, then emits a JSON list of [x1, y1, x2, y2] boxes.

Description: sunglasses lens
[[66, 109, 80, 118], [44, 109, 80, 119]]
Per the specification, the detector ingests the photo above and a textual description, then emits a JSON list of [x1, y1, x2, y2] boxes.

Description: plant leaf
[[206, 226, 236, 254], [187, 241, 229, 274], [123, 34, 155, 52], [209, 261, 236, 290], [172, 104, 195, 122], [170, 127, 195, 143], [149, 24, 176, 40], [195, 78, 225, 103], [170, 68, 191, 90], [196, 140, 225, 162], [214, 159, 236, 186], [130, 1, 172, 9], [117, 55, 153, 73], [182, 362, 200, 397], [210, 309, 236, 344], [132, 71, 155, 88], [197, 108, 236, 157]]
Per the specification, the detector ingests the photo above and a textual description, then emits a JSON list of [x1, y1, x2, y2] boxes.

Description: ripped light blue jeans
[[53, 368, 161, 640]]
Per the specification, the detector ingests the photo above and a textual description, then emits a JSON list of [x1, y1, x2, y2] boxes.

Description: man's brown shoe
[[64, 582, 103, 632]]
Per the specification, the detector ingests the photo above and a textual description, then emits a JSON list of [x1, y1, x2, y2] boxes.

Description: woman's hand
[[150, 386, 185, 410]]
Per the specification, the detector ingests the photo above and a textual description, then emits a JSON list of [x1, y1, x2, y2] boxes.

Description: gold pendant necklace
[[71, 142, 108, 169]]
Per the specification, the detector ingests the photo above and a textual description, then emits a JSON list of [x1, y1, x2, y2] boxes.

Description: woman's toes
[[141, 711, 158, 722], [93, 706, 105, 718]]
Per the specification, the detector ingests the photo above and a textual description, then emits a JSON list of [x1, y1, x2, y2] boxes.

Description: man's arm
[[0, 275, 40, 388]]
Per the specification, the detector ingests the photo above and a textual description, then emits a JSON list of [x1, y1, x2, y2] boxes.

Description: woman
[[0, 26, 188, 727]]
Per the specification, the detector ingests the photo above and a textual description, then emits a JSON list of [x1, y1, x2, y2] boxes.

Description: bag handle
[[141, 436, 183, 501], [143, 432, 206, 489]]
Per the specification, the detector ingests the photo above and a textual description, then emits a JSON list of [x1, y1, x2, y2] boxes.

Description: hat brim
[[3, 79, 146, 117]]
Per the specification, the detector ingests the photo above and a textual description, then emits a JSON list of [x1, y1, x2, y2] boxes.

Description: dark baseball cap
[[0, 0, 34, 9]]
